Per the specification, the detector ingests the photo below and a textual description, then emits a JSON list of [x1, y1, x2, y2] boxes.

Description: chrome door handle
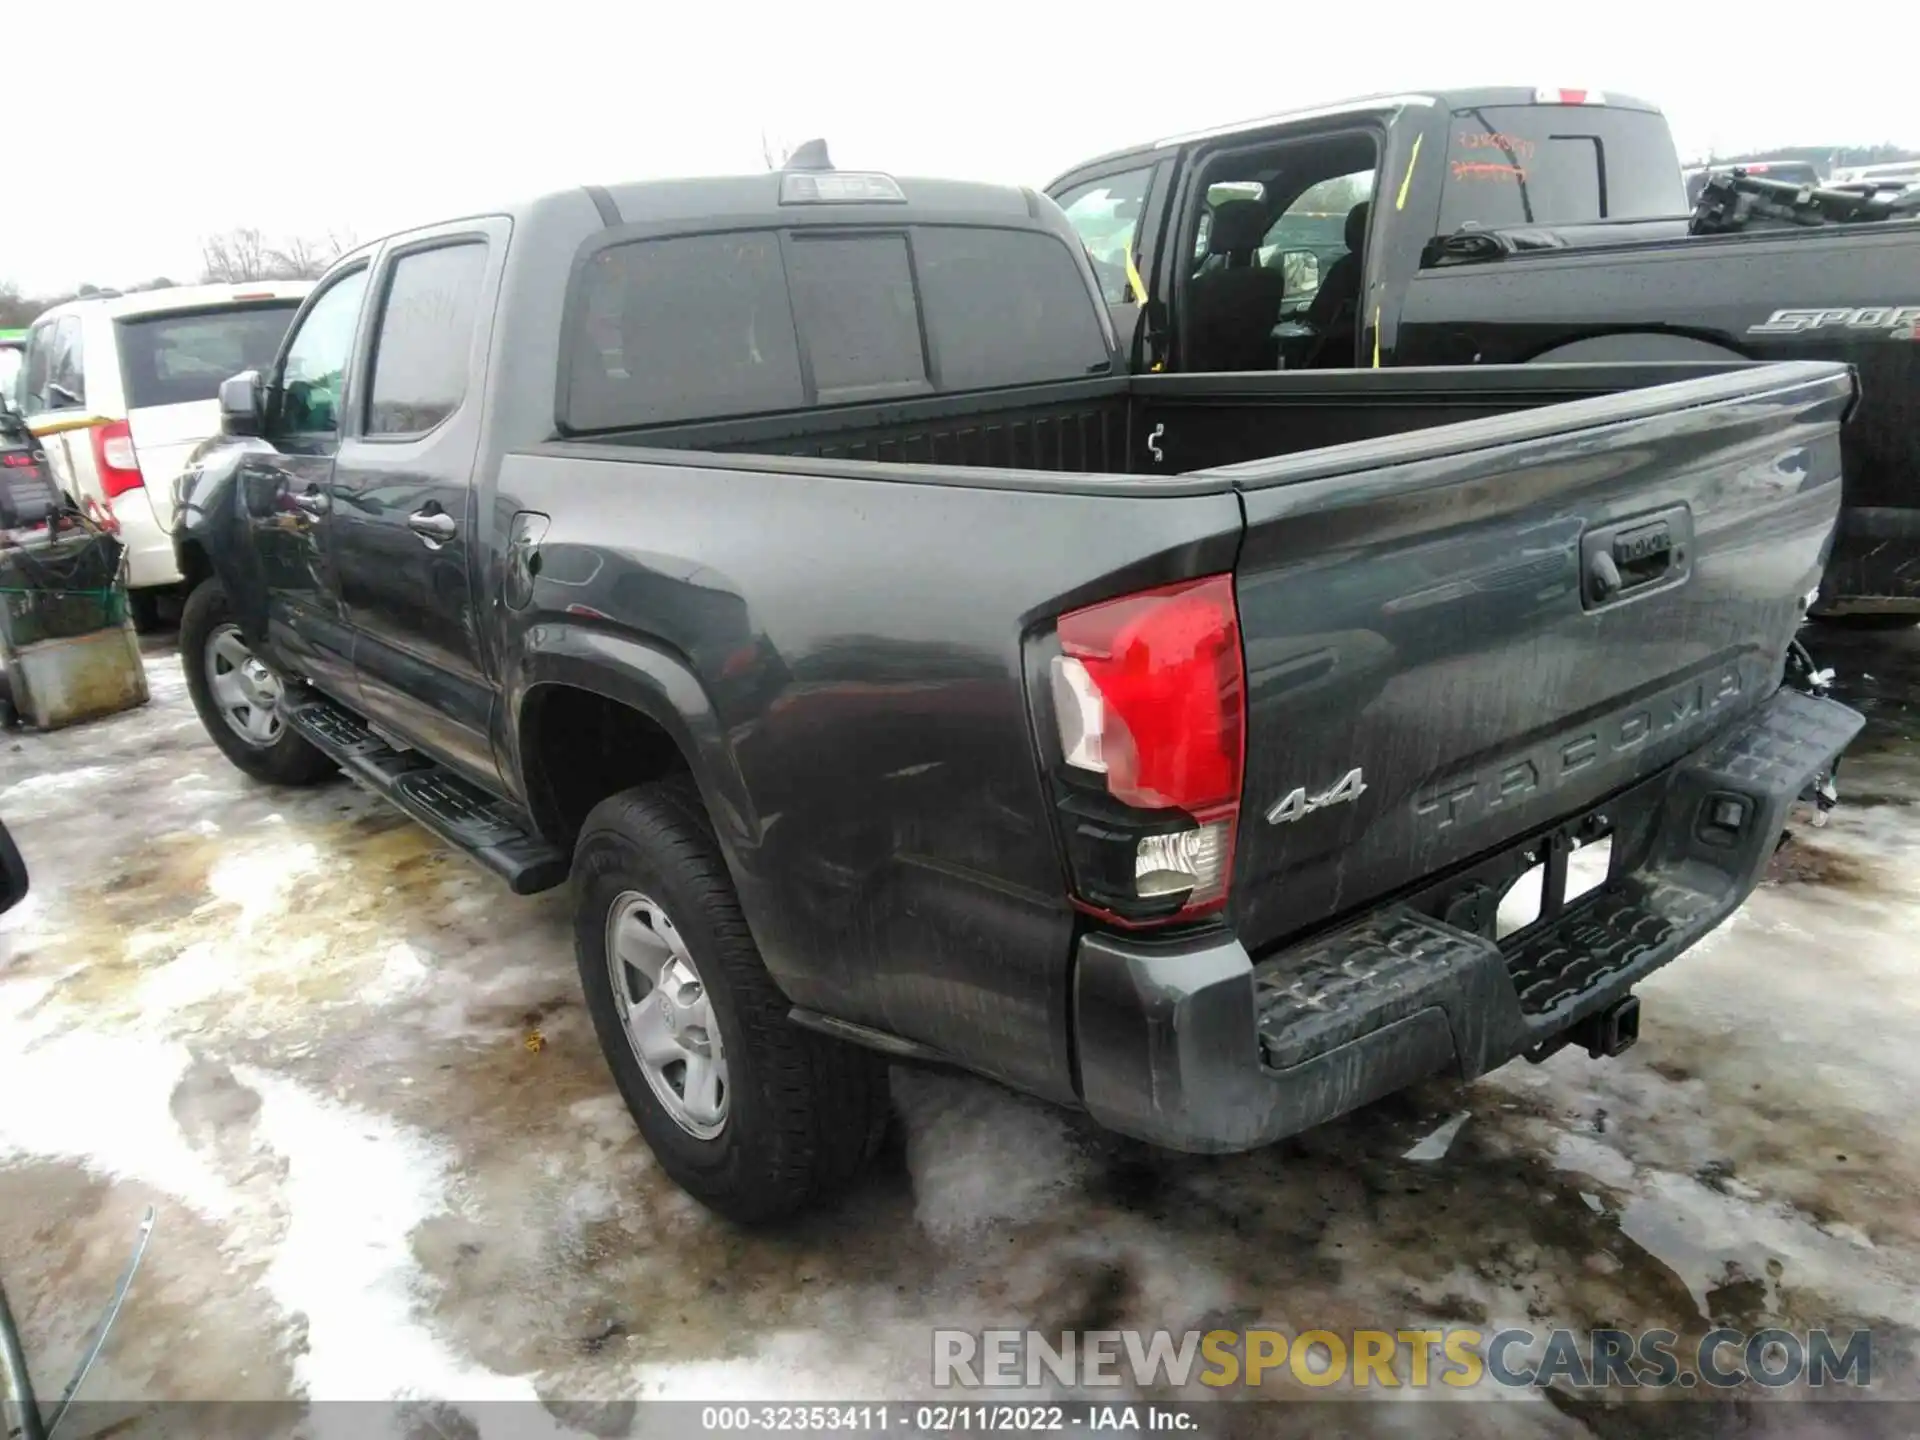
[[407, 509, 457, 543]]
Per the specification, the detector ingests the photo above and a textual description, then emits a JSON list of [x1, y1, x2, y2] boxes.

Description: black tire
[[573, 779, 889, 1223], [1811, 612, 1920, 632], [127, 587, 163, 634], [179, 578, 335, 786]]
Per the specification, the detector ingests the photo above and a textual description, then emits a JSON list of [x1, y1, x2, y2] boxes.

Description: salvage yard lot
[[1, 629, 1916, 1431]]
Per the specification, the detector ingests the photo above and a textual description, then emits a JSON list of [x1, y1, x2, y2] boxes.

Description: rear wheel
[[572, 779, 889, 1223], [180, 578, 335, 786]]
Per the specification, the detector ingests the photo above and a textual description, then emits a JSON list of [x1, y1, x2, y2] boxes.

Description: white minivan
[[18, 282, 310, 625]]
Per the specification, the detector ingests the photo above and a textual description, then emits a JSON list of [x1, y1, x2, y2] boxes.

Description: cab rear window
[[1439, 105, 1686, 232], [563, 225, 1109, 433], [116, 303, 300, 409], [915, 227, 1113, 391], [785, 234, 929, 401]]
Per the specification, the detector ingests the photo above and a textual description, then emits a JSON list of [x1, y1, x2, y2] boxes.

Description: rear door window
[[1440, 105, 1686, 231], [568, 232, 804, 431], [115, 303, 300, 410], [364, 242, 488, 435], [915, 228, 1112, 390], [784, 234, 927, 401], [48, 317, 85, 409], [19, 321, 54, 413]]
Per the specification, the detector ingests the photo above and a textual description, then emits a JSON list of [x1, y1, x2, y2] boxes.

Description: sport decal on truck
[[1748, 305, 1920, 337]]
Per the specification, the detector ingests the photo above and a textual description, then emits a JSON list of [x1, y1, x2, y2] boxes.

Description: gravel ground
[[0, 625, 1915, 1438]]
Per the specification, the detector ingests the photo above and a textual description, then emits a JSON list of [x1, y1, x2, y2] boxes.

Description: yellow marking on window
[[1396, 133, 1424, 211]]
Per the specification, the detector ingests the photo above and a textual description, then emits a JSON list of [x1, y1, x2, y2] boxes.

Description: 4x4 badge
[[1267, 768, 1367, 825]]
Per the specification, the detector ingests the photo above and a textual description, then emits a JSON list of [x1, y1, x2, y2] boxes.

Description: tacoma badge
[[1267, 768, 1367, 825]]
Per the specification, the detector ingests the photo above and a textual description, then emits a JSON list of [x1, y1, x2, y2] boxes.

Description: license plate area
[[1405, 805, 1619, 948]]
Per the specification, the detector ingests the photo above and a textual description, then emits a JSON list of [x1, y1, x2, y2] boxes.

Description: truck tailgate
[[1224, 361, 1852, 956]]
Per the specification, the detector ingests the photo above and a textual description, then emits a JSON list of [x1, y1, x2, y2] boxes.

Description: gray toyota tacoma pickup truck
[[172, 152, 1862, 1221]]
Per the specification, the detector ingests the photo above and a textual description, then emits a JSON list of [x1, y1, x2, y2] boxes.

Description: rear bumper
[[109, 493, 182, 590], [1071, 687, 1863, 1153], [1817, 506, 1920, 615]]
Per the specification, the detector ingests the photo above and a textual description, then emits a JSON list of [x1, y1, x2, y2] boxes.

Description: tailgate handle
[[1582, 508, 1691, 608]]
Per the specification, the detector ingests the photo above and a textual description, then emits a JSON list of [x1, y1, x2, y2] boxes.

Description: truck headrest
[[1346, 201, 1370, 254], [1208, 199, 1268, 257]]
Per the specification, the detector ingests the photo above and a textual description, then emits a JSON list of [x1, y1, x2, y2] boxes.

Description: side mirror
[[0, 817, 28, 916], [219, 371, 264, 437], [1276, 249, 1322, 296]]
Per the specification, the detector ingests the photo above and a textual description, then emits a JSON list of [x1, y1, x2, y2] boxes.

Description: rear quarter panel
[[494, 448, 1243, 1103]]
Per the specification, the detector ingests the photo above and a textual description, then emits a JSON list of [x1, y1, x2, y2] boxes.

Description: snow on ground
[[0, 630, 1917, 1438]]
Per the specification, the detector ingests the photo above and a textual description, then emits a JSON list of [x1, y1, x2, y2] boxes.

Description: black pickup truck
[[173, 156, 1861, 1221], [1047, 86, 1920, 623]]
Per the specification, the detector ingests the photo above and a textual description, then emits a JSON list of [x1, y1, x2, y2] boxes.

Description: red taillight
[[1054, 576, 1244, 810], [90, 420, 145, 499], [1047, 574, 1246, 921]]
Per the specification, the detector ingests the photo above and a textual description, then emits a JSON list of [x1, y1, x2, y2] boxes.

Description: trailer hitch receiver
[[1575, 995, 1641, 1058], [1526, 995, 1642, 1065]]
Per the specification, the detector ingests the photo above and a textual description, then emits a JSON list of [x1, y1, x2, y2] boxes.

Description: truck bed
[[544, 361, 1767, 481]]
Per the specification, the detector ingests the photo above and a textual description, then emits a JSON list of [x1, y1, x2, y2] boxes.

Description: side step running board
[[282, 691, 568, 895]]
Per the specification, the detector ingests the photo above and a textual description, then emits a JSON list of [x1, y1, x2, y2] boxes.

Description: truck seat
[[1184, 200, 1289, 372], [1303, 202, 1370, 364]]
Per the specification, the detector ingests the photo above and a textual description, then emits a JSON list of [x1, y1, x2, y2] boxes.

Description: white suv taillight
[[90, 420, 146, 499]]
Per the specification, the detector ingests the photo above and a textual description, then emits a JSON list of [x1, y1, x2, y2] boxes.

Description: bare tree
[[0, 281, 35, 329], [200, 226, 356, 283], [200, 227, 274, 283], [266, 235, 331, 279], [266, 228, 357, 279]]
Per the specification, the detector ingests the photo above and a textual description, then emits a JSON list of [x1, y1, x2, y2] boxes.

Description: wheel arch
[[510, 628, 760, 862], [1526, 332, 1752, 365], [173, 435, 277, 644]]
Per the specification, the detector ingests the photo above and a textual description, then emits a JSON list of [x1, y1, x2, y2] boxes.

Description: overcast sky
[[8, 0, 1912, 293]]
